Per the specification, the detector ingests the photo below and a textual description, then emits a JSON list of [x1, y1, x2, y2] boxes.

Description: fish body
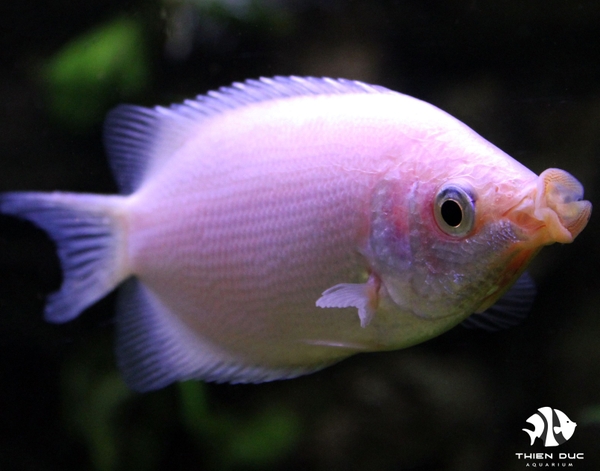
[[1, 77, 591, 390]]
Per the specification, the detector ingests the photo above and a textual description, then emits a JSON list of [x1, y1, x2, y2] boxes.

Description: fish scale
[[129, 157, 371, 362]]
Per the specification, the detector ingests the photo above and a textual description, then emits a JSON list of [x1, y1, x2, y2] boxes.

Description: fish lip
[[535, 169, 592, 243], [504, 169, 591, 246]]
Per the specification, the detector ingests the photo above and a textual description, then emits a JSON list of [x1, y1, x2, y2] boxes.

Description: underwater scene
[[0, 1, 599, 470]]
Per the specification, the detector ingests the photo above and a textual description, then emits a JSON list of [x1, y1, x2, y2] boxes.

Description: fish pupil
[[441, 200, 463, 227]]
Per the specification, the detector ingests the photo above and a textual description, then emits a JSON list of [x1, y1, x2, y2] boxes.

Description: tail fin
[[0, 192, 128, 323]]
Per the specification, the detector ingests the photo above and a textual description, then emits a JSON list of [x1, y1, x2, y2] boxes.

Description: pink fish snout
[[535, 169, 592, 244]]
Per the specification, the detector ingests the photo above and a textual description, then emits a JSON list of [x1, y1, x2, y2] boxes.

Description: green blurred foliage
[[580, 405, 600, 425], [65, 374, 132, 471], [44, 17, 149, 129], [180, 0, 292, 28], [62, 339, 134, 471], [61, 342, 299, 471], [179, 381, 300, 470]]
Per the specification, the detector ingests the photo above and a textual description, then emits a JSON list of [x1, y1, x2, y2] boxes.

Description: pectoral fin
[[316, 274, 380, 327]]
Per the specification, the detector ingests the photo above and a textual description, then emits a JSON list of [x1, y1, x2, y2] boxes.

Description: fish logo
[[522, 407, 577, 447]]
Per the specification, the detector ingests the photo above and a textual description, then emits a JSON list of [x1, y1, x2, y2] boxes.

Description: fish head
[[554, 409, 577, 440], [367, 149, 591, 321]]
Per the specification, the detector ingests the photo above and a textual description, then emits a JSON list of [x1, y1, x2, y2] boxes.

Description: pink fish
[[0, 77, 591, 391]]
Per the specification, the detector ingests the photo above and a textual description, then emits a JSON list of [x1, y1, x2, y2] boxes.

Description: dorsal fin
[[103, 76, 394, 194]]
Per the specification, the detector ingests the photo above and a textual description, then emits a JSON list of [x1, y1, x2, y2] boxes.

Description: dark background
[[0, 1, 599, 470]]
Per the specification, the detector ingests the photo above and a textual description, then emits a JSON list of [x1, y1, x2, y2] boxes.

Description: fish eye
[[434, 183, 475, 237]]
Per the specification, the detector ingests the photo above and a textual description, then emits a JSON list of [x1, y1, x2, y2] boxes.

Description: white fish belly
[[127, 139, 387, 368]]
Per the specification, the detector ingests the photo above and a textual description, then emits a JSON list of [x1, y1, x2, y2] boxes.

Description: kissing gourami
[[0, 77, 591, 391]]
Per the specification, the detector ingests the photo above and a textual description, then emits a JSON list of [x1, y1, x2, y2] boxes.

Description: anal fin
[[116, 279, 328, 391]]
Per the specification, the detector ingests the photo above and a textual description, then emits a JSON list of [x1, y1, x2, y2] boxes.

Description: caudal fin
[[0, 191, 128, 323]]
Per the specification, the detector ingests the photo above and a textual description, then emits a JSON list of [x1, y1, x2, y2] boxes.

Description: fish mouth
[[509, 168, 591, 245], [474, 169, 590, 314]]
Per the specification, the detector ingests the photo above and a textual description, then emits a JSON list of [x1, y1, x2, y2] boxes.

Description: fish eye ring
[[434, 183, 475, 237]]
